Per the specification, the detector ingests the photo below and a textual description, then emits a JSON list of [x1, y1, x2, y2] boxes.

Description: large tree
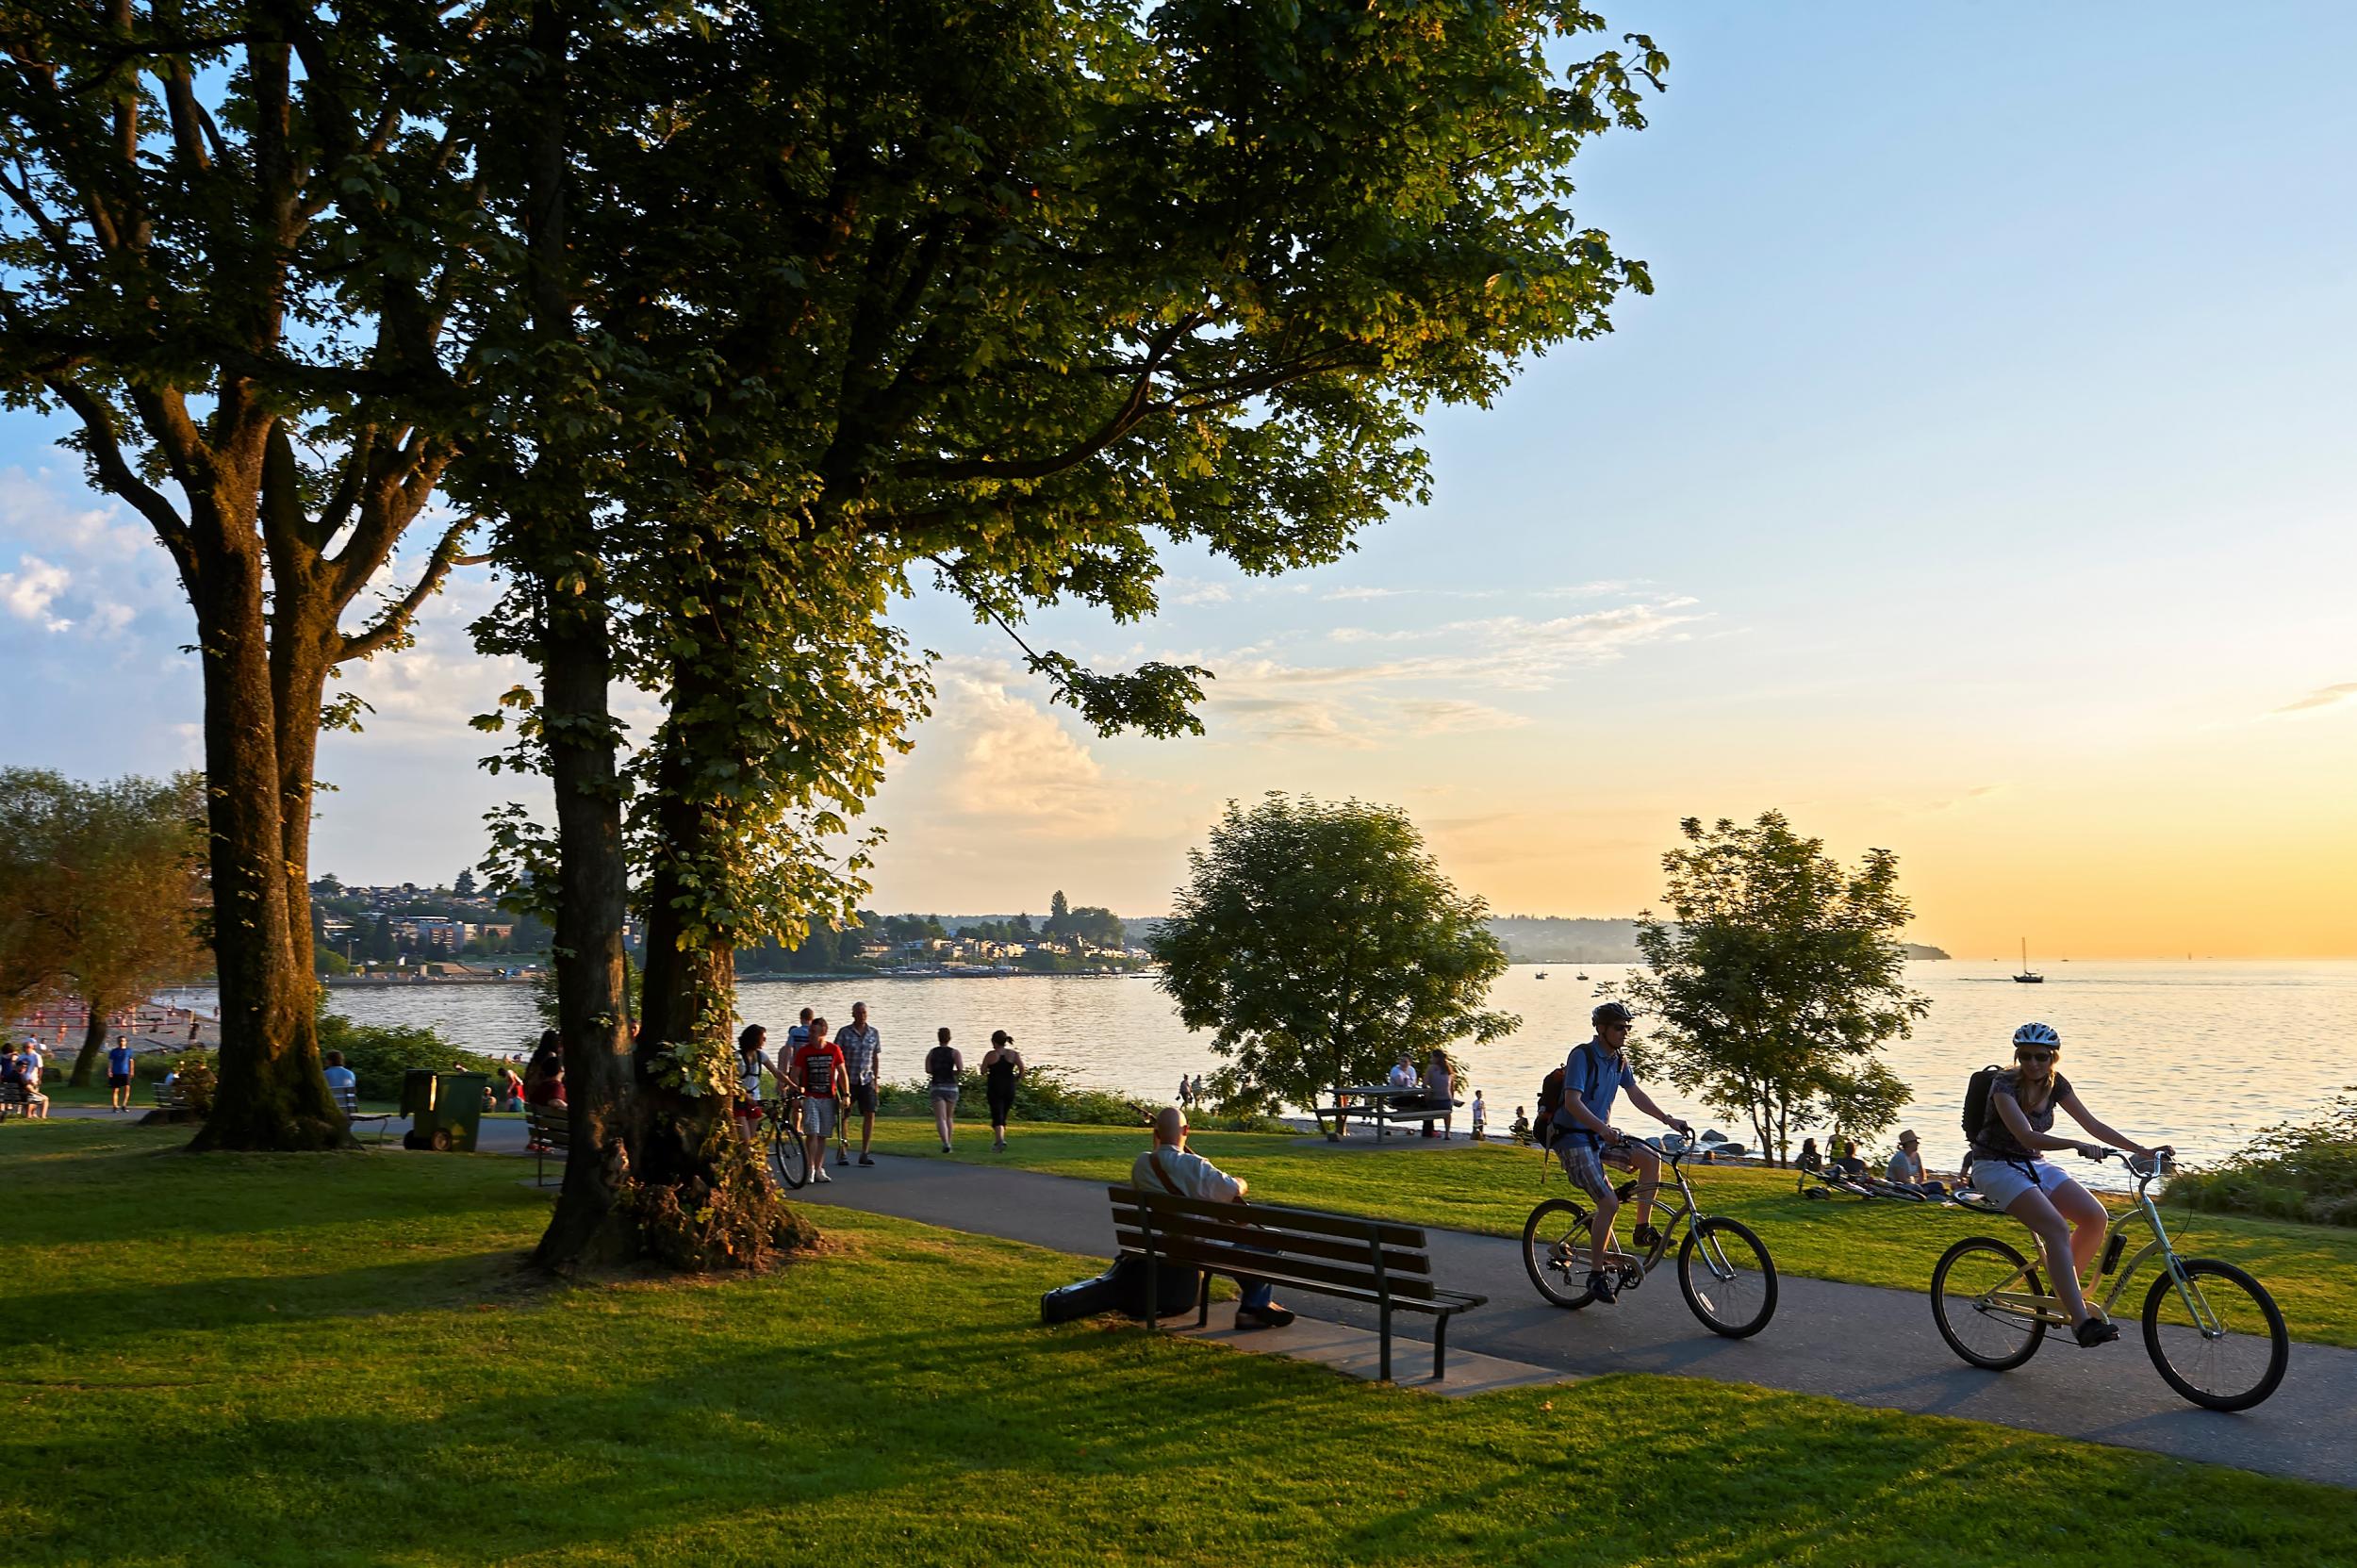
[[0, 769, 209, 1081], [0, 2, 495, 1147], [1152, 795, 1515, 1119], [1623, 813, 1928, 1165], [469, 0, 1668, 1267]]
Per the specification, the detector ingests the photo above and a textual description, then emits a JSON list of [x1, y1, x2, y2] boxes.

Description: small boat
[[2014, 938, 2044, 984], [1534, 971, 1548, 980], [1574, 971, 1590, 981]]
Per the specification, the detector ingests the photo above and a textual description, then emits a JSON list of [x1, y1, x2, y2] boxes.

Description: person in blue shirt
[[321, 1050, 358, 1097], [1550, 1002, 1691, 1304], [106, 1037, 138, 1112]]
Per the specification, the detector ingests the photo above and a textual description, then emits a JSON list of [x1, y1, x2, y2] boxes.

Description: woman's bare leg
[[2004, 1186, 2091, 1326], [2048, 1176, 2110, 1282]]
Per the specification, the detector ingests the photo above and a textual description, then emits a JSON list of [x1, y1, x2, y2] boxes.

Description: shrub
[[2168, 1090, 2357, 1228], [871, 1064, 1287, 1131], [318, 1006, 504, 1101], [165, 1051, 217, 1117]]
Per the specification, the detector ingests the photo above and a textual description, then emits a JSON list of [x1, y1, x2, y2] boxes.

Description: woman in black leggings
[[981, 1030, 1025, 1152]]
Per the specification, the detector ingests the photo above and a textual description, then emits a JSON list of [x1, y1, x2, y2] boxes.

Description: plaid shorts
[[1558, 1141, 1625, 1204]]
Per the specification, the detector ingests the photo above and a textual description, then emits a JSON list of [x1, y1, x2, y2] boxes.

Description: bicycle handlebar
[[2085, 1146, 2175, 1183]]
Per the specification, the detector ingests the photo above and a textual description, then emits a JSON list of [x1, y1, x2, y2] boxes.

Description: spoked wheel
[[2142, 1259, 2289, 1411], [1677, 1218, 1778, 1338], [768, 1111, 809, 1191], [1931, 1236, 2047, 1370], [1523, 1198, 1599, 1309]]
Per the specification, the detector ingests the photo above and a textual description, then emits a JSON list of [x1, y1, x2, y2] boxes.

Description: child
[[1470, 1090, 1488, 1142], [1509, 1105, 1532, 1146]]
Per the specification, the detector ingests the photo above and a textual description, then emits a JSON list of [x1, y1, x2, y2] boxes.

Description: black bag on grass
[[1040, 1266, 1126, 1324]]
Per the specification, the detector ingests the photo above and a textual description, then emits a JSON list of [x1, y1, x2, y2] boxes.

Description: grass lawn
[[862, 1118, 2357, 1348], [6, 1120, 2355, 1566]]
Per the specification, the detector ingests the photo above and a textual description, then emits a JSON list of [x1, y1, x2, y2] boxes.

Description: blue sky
[[5, 4, 2353, 953]]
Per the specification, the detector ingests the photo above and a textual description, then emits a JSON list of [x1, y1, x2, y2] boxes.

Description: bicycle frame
[[1972, 1154, 2224, 1336], [1545, 1137, 1707, 1276]]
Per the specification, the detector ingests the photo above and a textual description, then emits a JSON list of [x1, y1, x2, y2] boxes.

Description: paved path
[[797, 1153, 2357, 1489]]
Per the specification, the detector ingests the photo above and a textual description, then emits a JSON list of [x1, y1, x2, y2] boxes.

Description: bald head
[[1152, 1106, 1187, 1147]]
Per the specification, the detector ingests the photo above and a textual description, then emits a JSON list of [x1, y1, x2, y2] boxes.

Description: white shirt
[[1887, 1147, 1925, 1184], [1387, 1062, 1415, 1087], [1471, 1095, 1486, 1122], [1132, 1144, 1244, 1204]]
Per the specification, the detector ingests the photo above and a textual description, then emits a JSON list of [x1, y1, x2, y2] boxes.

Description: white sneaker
[[813, 1168, 832, 1183]]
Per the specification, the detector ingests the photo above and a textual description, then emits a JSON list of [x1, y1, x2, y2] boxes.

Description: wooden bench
[[150, 1082, 190, 1113], [333, 1085, 396, 1145], [1108, 1185, 1485, 1381], [524, 1102, 570, 1185], [0, 1081, 30, 1119]]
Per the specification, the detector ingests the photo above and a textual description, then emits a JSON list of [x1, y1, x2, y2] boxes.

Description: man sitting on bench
[[1133, 1108, 1294, 1331]]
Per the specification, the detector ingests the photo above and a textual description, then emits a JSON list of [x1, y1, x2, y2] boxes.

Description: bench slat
[[1113, 1228, 1440, 1300], [1105, 1186, 1424, 1247], [1108, 1210, 1431, 1274]]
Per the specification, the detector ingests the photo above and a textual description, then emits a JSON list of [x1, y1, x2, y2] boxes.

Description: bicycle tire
[[769, 1108, 809, 1191], [1677, 1217, 1777, 1338], [1931, 1235, 2046, 1370], [1522, 1197, 1598, 1309], [2141, 1258, 2288, 1411]]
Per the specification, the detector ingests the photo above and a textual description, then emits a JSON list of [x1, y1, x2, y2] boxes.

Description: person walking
[[788, 1016, 847, 1184], [981, 1031, 1025, 1152], [105, 1035, 137, 1112], [924, 1028, 964, 1152], [835, 1002, 882, 1167], [1177, 1073, 1192, 1108]]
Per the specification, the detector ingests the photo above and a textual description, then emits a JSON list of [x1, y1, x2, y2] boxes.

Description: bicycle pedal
[[1618, 1264, 1643, 1290]]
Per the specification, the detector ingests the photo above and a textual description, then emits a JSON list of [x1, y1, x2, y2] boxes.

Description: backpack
[[1960, 1064, 2007, 1145], [1534, 1065, 1566, 1146]]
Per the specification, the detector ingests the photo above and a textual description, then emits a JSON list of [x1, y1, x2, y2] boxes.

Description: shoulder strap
[[1147, 1149, 1186, 1197]]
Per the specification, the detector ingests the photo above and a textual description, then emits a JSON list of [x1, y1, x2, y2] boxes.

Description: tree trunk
[[184, 542, 350, 1152], [69, 1000, 109, 1086]]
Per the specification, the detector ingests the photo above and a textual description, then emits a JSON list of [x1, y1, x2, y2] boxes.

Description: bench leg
[[1197, 1271, 1211, 1329], [1379, 1300, 1393, 1382], [1433, 1312, 1449, 1381]]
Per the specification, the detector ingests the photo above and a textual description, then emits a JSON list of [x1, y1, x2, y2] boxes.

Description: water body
[[176, 960, 2356, 1174]]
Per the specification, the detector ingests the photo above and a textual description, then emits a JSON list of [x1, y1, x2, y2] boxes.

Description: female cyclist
[[1972, 1022, 2169, 1346]]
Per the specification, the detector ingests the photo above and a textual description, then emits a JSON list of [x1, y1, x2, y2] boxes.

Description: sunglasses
[[2015, 1048, 2056, 1062]]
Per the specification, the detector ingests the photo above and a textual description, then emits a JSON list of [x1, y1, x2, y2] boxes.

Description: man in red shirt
[[788, 1015, 849, 1185]]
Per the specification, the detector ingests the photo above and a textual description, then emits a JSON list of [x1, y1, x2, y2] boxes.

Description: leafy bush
[[2168, 1090, 2357, 1228], [318, 1006, 504, 1101], [164, 1050, 217, 1117], [872, 1064, 1285, 1131]]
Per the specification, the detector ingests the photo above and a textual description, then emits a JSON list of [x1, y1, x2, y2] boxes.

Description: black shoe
[[858, 1154, 875, 1166], [835, 1152, 849, 1166], [1587, 1271, 1619, 1305], [1632, 1224, 1662, 1251], [2074, 1317, 2120, 1347], [1236, 1304, 1295, 1329]]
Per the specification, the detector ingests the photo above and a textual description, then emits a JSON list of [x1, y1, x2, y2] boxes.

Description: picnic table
[[1311, 1083, 1460, 1142]]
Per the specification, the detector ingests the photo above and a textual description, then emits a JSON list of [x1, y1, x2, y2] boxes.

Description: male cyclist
[[1551, 1001, 1691, 1304]]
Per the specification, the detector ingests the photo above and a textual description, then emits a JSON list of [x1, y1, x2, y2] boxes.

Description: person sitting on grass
[[1797, 1137, 1823, 1174], [1133, 1107, 1294, 1330], [1510, 1106, 1532, 1145], [1884, 1129, 1946, 1196]]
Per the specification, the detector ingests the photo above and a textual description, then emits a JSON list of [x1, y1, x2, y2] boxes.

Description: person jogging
[[1550, 1001, 1691, 1304]]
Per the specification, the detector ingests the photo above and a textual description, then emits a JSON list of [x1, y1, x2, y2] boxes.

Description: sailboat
[[2014, 939, 2044, 984]]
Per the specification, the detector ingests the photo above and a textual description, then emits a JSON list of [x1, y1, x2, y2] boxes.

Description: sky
[[3, 5, 2353, 959]]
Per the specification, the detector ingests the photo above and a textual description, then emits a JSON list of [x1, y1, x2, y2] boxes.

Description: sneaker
[[858, 1154, 875, 1166], [2073, 1316, 2120, 1347], [835, 1151, 849, 1166], [941, 1143, 952, 1153], [1235, 1304, 1296, 1330], [1587, 1270, 1619, 1305], [1632, 1224, 1662, 1251], [813, 1168, 832, 1184]]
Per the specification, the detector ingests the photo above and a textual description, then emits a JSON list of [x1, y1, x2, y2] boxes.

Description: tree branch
[[43, 376, 193, 561], [338, 517, 477, 661]]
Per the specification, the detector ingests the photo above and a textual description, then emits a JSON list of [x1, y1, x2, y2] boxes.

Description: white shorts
[[1970, 1158, 2070, 1210], [800, 1099, 838, 1137]]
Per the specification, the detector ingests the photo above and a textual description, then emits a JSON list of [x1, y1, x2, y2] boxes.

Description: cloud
[[2272, 682, 2357, 716], [1169, 580, 1233, 606], [1396, 699, 1533, 735], [1534, 579, 1643, 600], [919, 657, 1142, 834], [1289, 600, 1706, 688], [0, 555, 74, 631]]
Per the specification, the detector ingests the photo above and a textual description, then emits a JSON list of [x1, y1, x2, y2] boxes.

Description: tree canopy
[[1622, 813, 1928, 1164], [1151, 795, 1514, 1114]]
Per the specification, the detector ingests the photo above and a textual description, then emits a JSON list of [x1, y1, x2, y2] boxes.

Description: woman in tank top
[[981, 1031, 1025, 1151], [1971, 1022, 2169, 1346]]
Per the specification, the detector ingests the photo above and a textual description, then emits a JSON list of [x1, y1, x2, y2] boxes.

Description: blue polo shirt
[[1554, 1039, 1638, 1147]]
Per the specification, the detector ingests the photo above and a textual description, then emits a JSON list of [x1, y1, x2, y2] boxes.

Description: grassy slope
[[4, 1121, 2354, 1567], [865, 1119, 2357, 1348]]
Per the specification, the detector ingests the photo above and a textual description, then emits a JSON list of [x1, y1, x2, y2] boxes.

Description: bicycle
[[760, 1088, 811, 1191], [1930, 1147, 2289, 1411], [1523, 1133, 1779, 1337]]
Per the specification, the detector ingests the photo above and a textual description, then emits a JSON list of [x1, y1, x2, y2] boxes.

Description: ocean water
[[172, 960, 2356, 1175]]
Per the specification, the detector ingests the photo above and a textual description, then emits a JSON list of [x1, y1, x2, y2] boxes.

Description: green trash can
[[402, 1070, 489, 1152]]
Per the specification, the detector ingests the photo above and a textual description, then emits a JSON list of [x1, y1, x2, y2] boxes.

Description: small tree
[[1152, 796, 1514, 1118], [0, 770, 210, 1083], [1624, 814, 1928, 1165]]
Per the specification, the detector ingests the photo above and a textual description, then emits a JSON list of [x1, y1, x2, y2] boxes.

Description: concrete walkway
[[796, 1152, 2357, 1489]]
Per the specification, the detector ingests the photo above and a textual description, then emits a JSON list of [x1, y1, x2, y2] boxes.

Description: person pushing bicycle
[[1551, 1001, 1691, 1304]]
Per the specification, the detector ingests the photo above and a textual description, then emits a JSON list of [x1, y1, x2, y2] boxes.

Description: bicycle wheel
[[1931, 1236, 2046, 1370], [1677, 1217, 1777, 1338], [2142, 1259, 2288, 1411], [768, 1108, 809, 1191], [1522, 1198, 1599, 1309]]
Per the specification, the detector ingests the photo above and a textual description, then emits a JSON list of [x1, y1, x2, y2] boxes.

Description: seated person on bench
[[1133, 1107, 1295, 1331]]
